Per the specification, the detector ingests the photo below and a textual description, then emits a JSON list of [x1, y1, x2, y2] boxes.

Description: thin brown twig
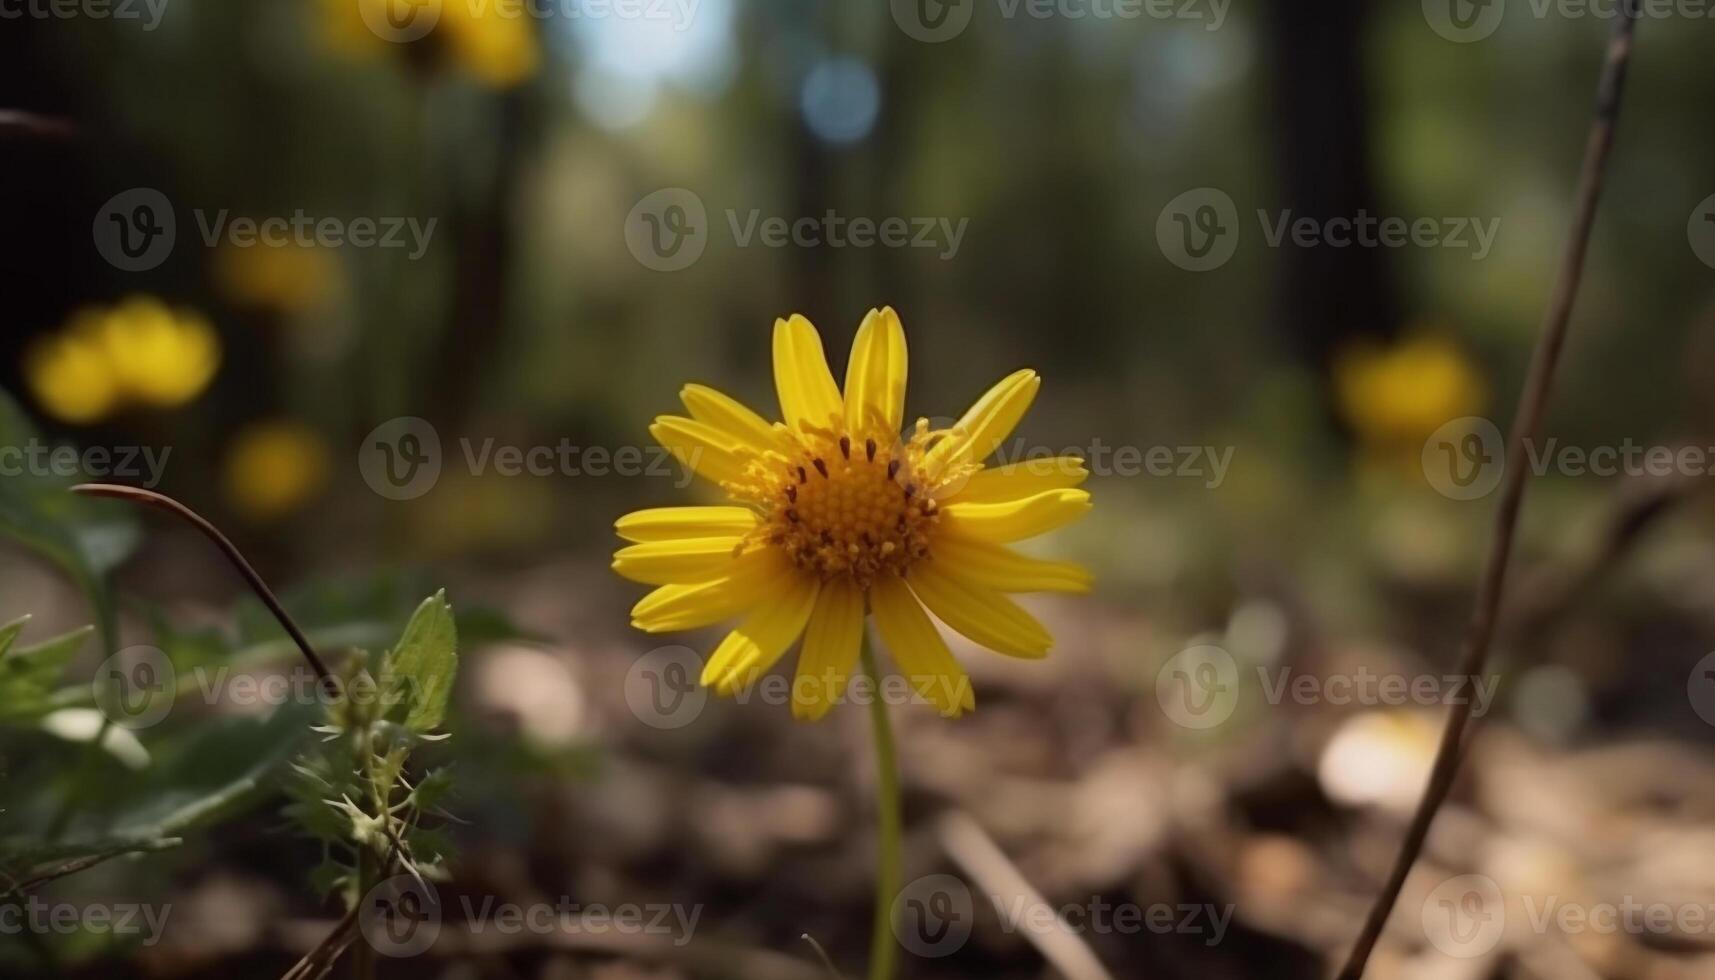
[[69, 484, 336, 689], [1334, 7, 1642, 978], [1506, 467, 1699, 641], [0, 110, 77, 140], [3, 838, 180, 897]]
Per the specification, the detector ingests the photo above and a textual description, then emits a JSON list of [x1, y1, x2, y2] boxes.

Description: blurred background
[[5, 1, 1715, 977]]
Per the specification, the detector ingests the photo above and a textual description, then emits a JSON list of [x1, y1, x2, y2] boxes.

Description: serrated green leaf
[[0, 626, 95, 721], [382, 591, 458, 733], [0, 617, 27, 658], [411, 766, 456, 810]]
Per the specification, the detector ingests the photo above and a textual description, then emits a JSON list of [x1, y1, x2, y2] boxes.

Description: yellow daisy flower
[[613, 309, 1093, 721]]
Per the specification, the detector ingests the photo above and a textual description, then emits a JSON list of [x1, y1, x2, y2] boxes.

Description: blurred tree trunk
[[429, 92, 531, 430], [1265, 1, 1399, 375], [0, 22, 91, 401]]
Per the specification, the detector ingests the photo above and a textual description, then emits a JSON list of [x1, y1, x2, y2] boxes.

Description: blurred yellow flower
[[1335, 333, 1485, 450], [324, 0, 540, 89], [24, 297, 221, 425], [223, 421, 332, 521], [24, 331, 121, 426], [443, 4, 539, 88], [213, 242, 340, 312], [97, 298, 222, 409]]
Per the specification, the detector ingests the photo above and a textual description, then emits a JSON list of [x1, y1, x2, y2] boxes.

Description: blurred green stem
[[860, 636, 900, 980]]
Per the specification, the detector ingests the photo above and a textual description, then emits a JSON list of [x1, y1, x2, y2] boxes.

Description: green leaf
[[0, 624, 92, 723], [0, 836, 181, 887], [0, 617, 26, 658], [381, 591, 458, 733], [88, 702, 319, 842], [0, 390, 138, 641]]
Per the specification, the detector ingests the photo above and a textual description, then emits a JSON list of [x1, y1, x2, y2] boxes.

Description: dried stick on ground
[[1333, 6, 1643, 979]]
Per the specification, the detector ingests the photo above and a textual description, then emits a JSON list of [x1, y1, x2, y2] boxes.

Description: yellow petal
[[928, 536, 1093, 594], [615, 506, 759, 543], [843, 306, 908, 438], [939, 488, 1092, 543], [906, 563, 1052, 659], [612, 537, 744, 586], [630, 548, 795, 633], [772, 314, 844, 432], [681, 384, 788, 455], [649, 415, 751, 487], [869, 576, 973, 718], [927, 368, 1040, 470], [791, 578, 865, 721], [701, 575, 820, 694], [948, 456, 1088, 504]]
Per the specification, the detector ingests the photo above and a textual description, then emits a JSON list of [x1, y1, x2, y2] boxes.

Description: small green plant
[[0, 390, 479, 978]]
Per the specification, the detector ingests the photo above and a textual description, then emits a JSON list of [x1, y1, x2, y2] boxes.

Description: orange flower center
[[755, 427, 941, 588]]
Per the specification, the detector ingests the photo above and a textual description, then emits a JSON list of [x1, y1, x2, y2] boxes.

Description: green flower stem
[[860, 636, 902, 980]]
